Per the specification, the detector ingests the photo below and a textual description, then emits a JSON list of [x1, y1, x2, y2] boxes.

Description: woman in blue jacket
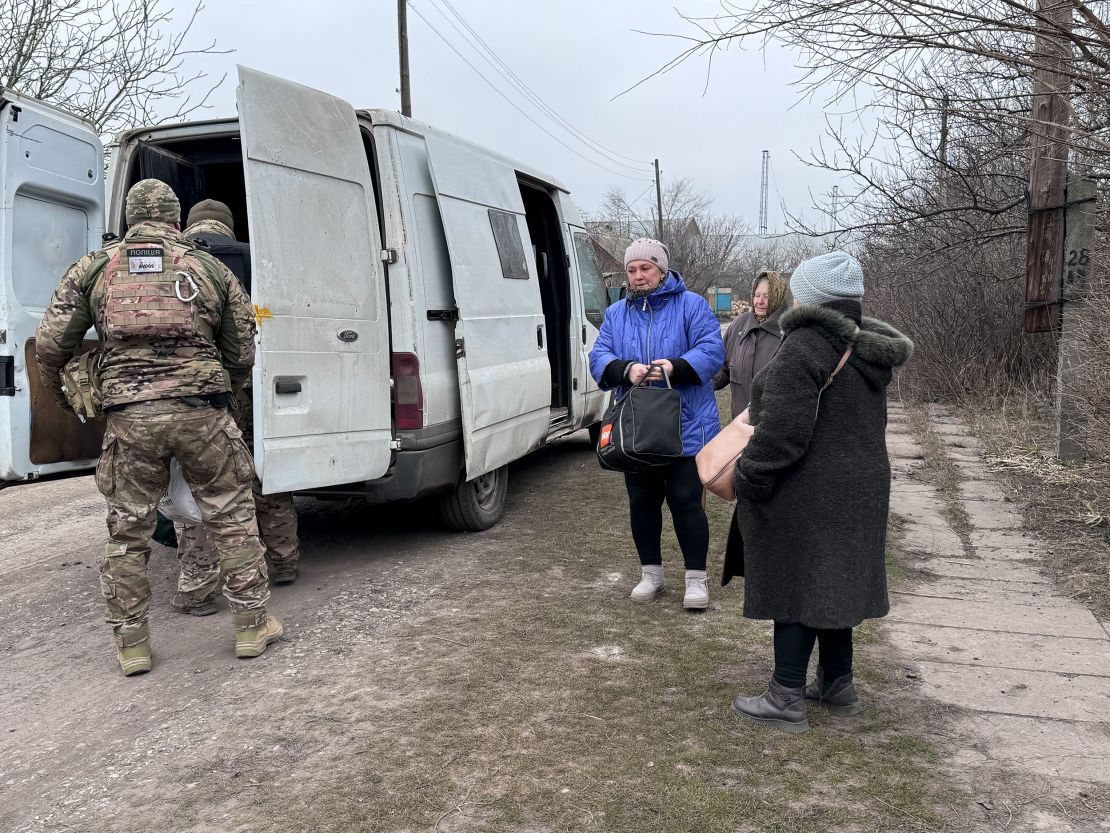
[[589, 239, 726, 609]]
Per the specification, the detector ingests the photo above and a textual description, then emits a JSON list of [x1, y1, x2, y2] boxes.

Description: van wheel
[[439, 466, 509, 531], [587, 422, 601, 448]]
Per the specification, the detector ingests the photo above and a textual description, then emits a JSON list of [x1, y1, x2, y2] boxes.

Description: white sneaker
[[683, 570, 709, 609], [630, 565, 664, 601]]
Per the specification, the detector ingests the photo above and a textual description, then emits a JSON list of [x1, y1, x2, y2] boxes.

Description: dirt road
[[0, 426, 1039, 833]]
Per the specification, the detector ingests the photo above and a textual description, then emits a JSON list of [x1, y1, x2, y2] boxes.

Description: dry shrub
[[861, 241, 1057, 403]]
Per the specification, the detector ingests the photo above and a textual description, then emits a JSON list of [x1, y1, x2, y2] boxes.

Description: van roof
[[111, 109, 570, 196], [362, 109, 569, 194]]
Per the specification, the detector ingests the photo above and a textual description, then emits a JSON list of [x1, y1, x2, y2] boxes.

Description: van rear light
[[391, 352, 424, 430]]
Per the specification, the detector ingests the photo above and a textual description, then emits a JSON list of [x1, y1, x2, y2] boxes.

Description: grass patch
[[967, 396, 1110, 619], [904, 405, 973, 553]]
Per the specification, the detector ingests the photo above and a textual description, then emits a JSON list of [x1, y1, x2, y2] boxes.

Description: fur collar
[[781, 304, 914, 369]]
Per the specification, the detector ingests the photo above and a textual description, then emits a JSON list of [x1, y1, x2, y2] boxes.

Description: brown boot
[[114, 626, 152, 677], [234, 613, 284, 658], [731, 678, 809, 733], [804, 668, 862, 716]]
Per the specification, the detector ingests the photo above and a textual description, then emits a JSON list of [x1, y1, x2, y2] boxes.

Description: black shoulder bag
[[596, 369, 683, 472]]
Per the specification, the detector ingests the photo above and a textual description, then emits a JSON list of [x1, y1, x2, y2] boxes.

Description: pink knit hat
[[624, 238, 669, 275]]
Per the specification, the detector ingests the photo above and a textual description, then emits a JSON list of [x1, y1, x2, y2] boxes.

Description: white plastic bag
[[158, 458, 202, 524]]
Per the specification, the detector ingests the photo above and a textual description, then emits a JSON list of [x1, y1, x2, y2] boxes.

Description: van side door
[[237, 67, 392, 493], [569, 226, 609, 425], [0, 92, 105, 482], [423, 134, 550, 480]]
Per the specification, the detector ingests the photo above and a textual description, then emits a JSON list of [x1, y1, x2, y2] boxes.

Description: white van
[[0, 67, 610, 529]]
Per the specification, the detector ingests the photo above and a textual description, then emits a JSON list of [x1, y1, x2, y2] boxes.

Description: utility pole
[[653, 158, 664, 242], [398, 0, 412, 118], [1057, 177, 1096, 461], [1021, 0, 1090, 460], [830, 185, 840, 232], [1024, 0, 1072, 334], [758, 150, 769, 237]]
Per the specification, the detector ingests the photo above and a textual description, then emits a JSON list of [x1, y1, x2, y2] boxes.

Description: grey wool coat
[[728, 301, 914, 629]]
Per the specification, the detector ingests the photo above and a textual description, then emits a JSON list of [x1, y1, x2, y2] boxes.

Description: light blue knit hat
[[789, 251, 864, 307]]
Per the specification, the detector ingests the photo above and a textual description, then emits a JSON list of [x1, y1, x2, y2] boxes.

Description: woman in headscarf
[[714, 271, 789, 420]]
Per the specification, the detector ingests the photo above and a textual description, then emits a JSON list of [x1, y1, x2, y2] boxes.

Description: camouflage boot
[[170, 592, 218, 617], [269, 562, 298, 586], [233, 612, 283, 658], [114, 623, 152, 677]]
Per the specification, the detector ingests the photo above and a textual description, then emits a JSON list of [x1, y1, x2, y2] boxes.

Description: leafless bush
[[0, 0, 226, 134]]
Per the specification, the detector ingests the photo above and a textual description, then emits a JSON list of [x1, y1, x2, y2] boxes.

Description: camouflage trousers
[[176, 481, 298, 602], [96, 399, 270, 647]]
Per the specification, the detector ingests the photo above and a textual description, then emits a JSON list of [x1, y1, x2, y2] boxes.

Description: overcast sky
[[170, 0, 852, 232]]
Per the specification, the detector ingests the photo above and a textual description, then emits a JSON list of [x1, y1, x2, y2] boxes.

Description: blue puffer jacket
[[589, 271, 726, 457]]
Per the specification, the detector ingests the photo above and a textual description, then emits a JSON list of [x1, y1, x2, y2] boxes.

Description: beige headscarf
[[752, 271, 789, 321]]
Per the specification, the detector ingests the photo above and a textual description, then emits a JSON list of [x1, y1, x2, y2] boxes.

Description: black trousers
[[772, 622, 854, 689], [623, 457, 708, 571]]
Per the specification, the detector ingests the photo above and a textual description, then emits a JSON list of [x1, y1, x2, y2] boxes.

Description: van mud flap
[[24, 339, 104, 465]]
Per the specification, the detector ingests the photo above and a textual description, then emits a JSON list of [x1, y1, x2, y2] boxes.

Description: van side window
[[488, 209, 529, 280], [574, 232, 608, 328]]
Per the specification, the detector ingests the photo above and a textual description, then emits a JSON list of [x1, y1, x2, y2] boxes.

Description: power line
[[429, 0, 650, 170], [409, 5, 651, 181]]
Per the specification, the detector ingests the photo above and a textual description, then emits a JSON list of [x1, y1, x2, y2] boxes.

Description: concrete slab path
[[884, 401, 1110, 831]]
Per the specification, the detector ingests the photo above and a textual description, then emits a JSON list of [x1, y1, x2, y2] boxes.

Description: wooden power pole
[[1057, 177, 1096, 461], [1024, 0, 1073, 334], [398, 0, 412, 118], [654, 158, 664, 242], [1022, 1, 1096, 460]]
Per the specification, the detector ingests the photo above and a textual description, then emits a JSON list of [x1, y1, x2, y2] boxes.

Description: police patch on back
[[127, 246, 164, 274]]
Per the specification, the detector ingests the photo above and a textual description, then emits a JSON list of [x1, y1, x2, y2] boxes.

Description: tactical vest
[[101, 235, 218, 342], [80, 233, 233, 408]]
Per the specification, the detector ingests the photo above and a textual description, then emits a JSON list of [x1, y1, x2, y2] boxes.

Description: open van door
[[237, 67, 391, 493], [0, 92, 105, 482], [423, 134, 550, 480]]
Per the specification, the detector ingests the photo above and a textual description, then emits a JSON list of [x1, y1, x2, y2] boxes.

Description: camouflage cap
[[125, 178, 181, 225]]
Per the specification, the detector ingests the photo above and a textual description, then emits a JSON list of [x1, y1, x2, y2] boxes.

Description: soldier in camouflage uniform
[[35, 179, 283, 676], [172, 201, 301, 616]]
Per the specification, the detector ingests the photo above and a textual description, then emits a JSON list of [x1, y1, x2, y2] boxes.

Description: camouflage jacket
[[35, 222, 257, 411]]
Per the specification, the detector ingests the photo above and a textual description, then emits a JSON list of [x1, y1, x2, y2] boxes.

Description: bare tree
[[596, 179, 751, 294], [0, 0, 226, 134], [625, 1, 1109, 408]]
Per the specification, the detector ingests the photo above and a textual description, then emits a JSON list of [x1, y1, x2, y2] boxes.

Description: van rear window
[[488, 209, 529, 280]]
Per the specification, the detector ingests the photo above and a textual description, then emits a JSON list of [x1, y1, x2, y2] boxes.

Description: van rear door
[[237, 67, 391, 493], [423, 135, 550, 479], [0, 92, 105, 482]]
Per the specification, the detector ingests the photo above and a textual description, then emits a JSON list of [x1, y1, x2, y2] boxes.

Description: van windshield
[[574, 232, 608, 327]]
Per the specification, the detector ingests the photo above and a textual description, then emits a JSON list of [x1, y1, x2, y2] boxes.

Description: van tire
[[440, 466, 509, 531]]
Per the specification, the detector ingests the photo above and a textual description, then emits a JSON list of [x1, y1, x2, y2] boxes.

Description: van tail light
[[391, 352, 424, 430]]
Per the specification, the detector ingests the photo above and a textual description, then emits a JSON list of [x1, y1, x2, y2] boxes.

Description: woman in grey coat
[[726, 251, 913, 733], [713, 271, 789, 420]]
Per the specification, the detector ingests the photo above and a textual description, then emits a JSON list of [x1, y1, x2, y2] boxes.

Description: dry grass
[[968, 395, 1110, 618], [904, 405, 973, 546]]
